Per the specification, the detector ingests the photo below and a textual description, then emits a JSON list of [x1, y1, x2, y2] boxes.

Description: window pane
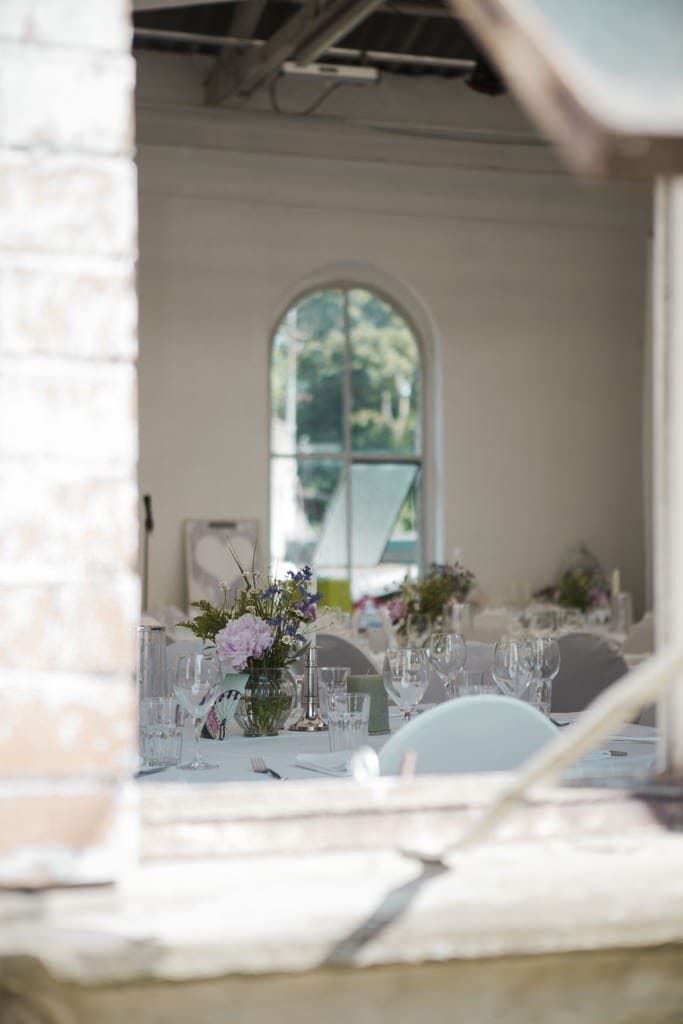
[[349, 288, 421, 455], [382, 473, 420, 566], [271, 289, 344, 455], [270, 457, 344, 571], [351, 462, 419, 599], [311, 461, 418, 598]]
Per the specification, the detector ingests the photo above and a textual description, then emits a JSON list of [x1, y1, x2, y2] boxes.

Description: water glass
[[139, 698, 182, 769], [529, 609, 558, 635], [327, 692, 370, 752], [317, 666, 350, 722], [455, 670, 500, 697], [611, 592, 633, 636], [138, 625, 168, 700]]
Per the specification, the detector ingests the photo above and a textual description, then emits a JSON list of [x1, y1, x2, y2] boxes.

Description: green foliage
[[177, 600, 231, 644]]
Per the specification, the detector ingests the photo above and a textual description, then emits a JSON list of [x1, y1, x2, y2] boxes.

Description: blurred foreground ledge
[[1, 775, 683, 1020]]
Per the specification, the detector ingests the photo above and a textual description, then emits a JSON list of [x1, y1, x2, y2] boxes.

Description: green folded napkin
[[347, 674, 389, 735]]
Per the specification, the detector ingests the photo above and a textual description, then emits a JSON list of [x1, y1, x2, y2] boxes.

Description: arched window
[[270, 285, 423, 600]]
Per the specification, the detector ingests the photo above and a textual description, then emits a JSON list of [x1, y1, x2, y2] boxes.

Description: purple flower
[[588, 586, 609, 609], [216, 613, 274, 671]]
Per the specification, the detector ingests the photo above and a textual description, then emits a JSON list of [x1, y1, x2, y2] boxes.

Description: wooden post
[[653, 177, 683, 776]]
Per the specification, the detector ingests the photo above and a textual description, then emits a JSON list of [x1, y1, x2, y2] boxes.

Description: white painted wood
[[653, 177, 683, 774], [0, 0, 139, 886], [3, 834, 683, 984]]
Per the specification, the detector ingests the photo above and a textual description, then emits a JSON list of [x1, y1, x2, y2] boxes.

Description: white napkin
[[295, 751, 352, 776]]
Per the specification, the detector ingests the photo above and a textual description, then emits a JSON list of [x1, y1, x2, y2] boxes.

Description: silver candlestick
[[289, 646, 327, 731]]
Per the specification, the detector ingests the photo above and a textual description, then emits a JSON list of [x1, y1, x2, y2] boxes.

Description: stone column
[[0, 0, 139, 885]]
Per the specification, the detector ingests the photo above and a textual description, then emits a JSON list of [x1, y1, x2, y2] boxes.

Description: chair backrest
[[623, 612, 655, 655], [315, 634, 378, 675], [552, 632, 628, 712], [378, 694, 557, 776]]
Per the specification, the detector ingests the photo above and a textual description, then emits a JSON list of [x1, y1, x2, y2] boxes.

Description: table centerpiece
[[179, 560, 320, 737], [534, 545, 610, 619], [386, 560, 476, 643]]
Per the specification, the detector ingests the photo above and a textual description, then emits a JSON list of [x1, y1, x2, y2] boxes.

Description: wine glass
[[174, 652, 224, 770], [533, 637, 561, 716], [492, 638, 535, 699], [383, 647, 429, 721], [427, 631, 466, 699]]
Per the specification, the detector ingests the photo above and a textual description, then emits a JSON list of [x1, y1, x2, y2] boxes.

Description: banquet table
[[137, 712, 658, 785]]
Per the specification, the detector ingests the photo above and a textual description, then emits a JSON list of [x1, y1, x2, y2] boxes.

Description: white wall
[[136, 53, 650, 613]]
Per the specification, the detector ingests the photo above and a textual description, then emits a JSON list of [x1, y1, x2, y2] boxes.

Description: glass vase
[[235, 668, 295, 737]]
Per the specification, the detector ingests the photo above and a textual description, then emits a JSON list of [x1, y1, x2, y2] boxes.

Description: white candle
[[611, 568, 621, 595]]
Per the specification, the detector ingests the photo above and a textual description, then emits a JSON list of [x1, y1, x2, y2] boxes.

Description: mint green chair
[[378, 695, 557, 776]]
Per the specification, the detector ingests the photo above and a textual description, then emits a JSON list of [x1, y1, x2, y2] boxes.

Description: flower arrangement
[[179, 560, 320, 737], [535, 547, 609, 613], [179, 563, 320, 673], [386, 561, 476, 636], [553, 567, 609, 613]]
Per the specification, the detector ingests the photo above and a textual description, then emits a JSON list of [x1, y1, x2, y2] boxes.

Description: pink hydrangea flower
[[387, 597, 407, 622], [216, 613, 273, 671]]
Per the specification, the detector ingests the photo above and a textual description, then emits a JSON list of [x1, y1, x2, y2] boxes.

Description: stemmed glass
[[532, 637, 561, 716], [174, 652, 224, 770], [383, 647, 429, 721], [317, 666, 350, 722], [427, 632, 466, 699], [492, 638, 536, 700]]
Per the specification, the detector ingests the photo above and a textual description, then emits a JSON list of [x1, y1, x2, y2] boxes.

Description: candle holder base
[[289, 713, 327, 732]]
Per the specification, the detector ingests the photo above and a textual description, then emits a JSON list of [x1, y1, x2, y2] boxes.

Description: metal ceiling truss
[[133, 0, 451, 17], [134, 26, 475, 73], [204, 0, 386, 105]]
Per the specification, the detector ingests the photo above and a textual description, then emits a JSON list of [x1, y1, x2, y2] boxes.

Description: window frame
[[268, 278, 428, 593]]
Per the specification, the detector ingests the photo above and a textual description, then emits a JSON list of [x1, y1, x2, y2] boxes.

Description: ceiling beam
[[205, 0, 384, 105], [133, 0, 241, 10], [230, 0, 268, 38], [134, 26, 475, 71], [133, 0, 452, 16]]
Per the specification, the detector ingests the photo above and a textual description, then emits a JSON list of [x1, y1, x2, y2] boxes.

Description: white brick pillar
[[0, 1, 139, 885]]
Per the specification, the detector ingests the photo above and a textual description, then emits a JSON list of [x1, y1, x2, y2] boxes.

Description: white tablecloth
[[138, 713, 657, 785]]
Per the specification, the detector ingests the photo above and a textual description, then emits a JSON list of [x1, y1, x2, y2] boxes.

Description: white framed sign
[[184, 517, 260, 609]]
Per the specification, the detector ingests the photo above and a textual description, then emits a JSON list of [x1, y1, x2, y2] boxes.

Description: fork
[[250, 756, 283, 779]]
